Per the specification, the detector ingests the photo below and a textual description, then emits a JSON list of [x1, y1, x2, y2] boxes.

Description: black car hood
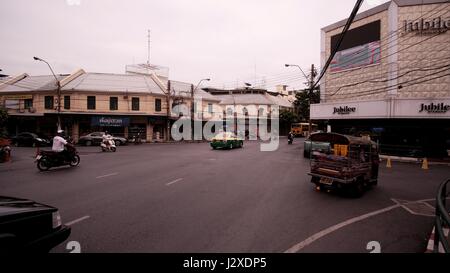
[[0, 196, 55, 217]]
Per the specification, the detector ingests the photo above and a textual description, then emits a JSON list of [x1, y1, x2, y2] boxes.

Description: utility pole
[[190, 84, 195, 141], [191, 79, 210, 141], [56, 80, 61, 131], [308, 64, 316, 136], [166, 80, 171, 141]]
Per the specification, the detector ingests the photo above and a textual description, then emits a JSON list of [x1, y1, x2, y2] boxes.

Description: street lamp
[[285, 64, 309, 81], [191, 78, 210, 140], [33, 56, 62, 131], [285, 63, 313, 136]]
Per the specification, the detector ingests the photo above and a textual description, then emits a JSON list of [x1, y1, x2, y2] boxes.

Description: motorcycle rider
[[102, 131, 113, 148], [52, 129, 68, 160], [288, 131, 294, 144]]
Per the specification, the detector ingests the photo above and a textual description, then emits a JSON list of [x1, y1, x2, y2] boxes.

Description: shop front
[[76, 115, 155, 141], [311, 98, 450, 158]]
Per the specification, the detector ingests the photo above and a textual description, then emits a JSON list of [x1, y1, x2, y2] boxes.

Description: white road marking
[[96, 172, 119, 179], [284, 197, 449, 253], [166, 178, 183, 186], [392, 198, 435, 217], [284, 204, 401, 253], [65, 215, 90, 226]]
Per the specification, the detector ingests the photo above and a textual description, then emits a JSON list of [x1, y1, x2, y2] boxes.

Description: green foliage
[[279, 109, 298, 124], [294, 87, 320, 121]]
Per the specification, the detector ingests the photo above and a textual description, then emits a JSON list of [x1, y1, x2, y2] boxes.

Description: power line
[[329, 61, 450, 97], [321, 9, 449, 88], [320, 4, 448, 74], [337, 69, 450, 98], [322, 30, 448, 97], [313, 0, 364, 90], [193, 1, 448, 90]]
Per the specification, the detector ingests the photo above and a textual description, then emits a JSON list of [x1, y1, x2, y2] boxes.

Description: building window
[[44, 96, 54, 110], [24, 99, 33, 109], [227, 108, 233, 116], [64, 96, 70, 110], [87, 96, 96, 110], [132, 97, 140, 111], [155, 98, 162, 112], [110, 97, 118, 111], [208, 103, 213, 114]]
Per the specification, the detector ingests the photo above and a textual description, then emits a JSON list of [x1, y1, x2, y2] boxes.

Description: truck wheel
[[85, 140, 92, 146], [350, 179, 365, 198]]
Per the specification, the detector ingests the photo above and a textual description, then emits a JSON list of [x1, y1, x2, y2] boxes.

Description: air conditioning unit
[[28, 107, 36, 113]]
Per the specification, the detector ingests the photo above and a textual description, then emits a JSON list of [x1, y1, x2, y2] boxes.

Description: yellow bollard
[[422, 158, 429, 170], [386, 157, 392, 168]]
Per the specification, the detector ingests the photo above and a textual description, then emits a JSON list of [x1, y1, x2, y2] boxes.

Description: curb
[[379, 155, 450, 166]]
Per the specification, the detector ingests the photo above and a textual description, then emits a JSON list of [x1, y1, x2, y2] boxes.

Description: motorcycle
[[35, 143, 80, 171], [101, 139, 117, 152], [128, 134, 142, 145], [0, 145, 11, 163]]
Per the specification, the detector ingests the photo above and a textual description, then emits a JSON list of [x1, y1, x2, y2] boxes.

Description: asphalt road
[[0, 139, 448, 253]]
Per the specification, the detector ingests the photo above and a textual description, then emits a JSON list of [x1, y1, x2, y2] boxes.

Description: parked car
[[11, 132, 51, 147], [78, 132, 127, 146], [304, 133, 331, 158], [210, 132, 244, 150], [0, 196, 71, 252]]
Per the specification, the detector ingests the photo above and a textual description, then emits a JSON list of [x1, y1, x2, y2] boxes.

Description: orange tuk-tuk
[[307, 133, 379, 196]]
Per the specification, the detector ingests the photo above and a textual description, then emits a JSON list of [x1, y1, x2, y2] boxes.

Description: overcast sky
[[0, 0, 389, 90]]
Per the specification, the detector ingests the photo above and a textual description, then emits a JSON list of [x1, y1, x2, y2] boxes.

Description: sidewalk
[[379, 155, 450, 166]]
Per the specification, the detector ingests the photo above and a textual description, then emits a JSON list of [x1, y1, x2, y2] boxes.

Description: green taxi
[[210, 132, 244, 150]]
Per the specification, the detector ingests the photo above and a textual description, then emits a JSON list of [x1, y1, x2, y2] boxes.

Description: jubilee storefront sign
[[419, 102, 450, 113], [333, 106, 357, 115]]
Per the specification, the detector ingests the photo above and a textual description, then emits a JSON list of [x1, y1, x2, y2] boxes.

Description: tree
[[279, 109, 299, 136], [279, 109, 298, 124], [0, 106, 8, 138], [294, 87, 320, 121]]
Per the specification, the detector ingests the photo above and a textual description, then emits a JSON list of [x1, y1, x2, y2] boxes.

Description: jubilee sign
[[404, 16, 449, 35], [333, 106, 356, 115], [419, 102, 450, 113]]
